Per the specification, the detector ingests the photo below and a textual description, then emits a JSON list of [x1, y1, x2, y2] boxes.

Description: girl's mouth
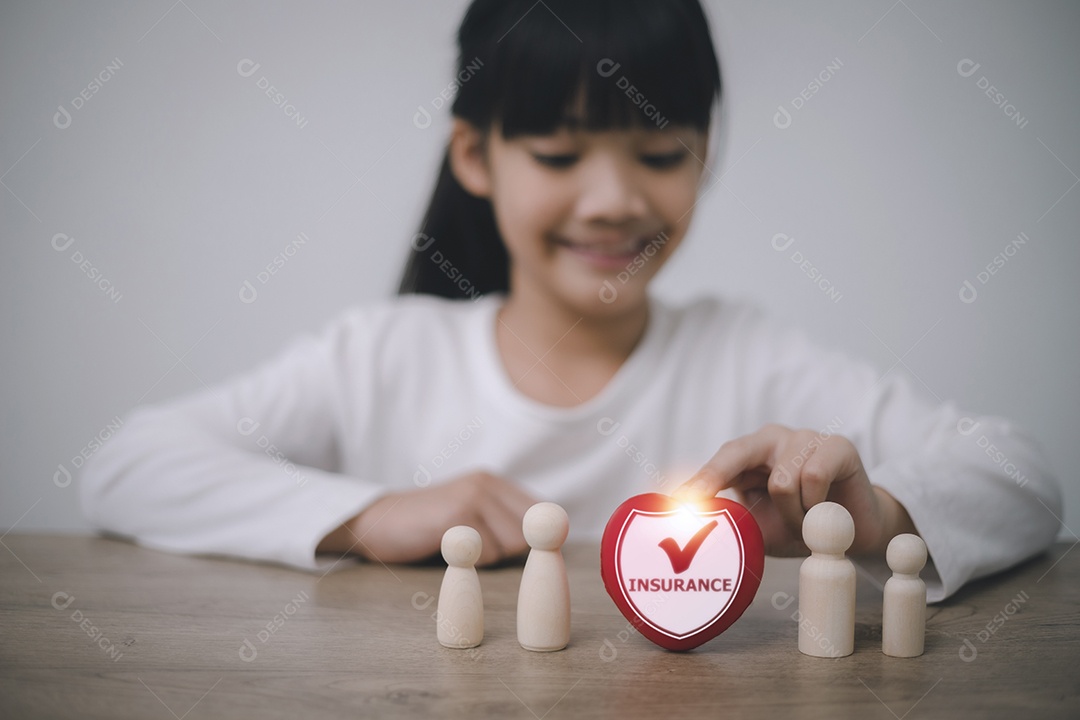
[[552, 235, 653, 271]]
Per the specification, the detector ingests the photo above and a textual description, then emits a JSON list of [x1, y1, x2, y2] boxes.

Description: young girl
[[81, 0, 1060, 602]]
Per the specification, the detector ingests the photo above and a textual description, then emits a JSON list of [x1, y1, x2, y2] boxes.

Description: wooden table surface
[[1, 535, 1077, 719]]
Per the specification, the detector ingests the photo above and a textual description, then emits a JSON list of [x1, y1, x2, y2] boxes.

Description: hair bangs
[[452, 0, 721, 138]]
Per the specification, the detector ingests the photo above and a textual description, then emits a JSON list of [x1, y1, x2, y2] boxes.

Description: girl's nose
[[575, 155, 648, 224]]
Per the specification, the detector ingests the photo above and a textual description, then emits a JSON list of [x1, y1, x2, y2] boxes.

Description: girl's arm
[[681, 304, 1062, 602], [79, 310, 382, 570]]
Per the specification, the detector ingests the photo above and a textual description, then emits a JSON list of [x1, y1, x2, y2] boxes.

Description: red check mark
[[658, 520, 719, 574]]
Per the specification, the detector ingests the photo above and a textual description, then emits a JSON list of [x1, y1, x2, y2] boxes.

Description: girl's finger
[[801, 436, 878, 542], [675, 424, 789, 500], [797, 449, 837, 511], [483, 475, 536, 557], [470, 513, 505, 566], [767, 463, 806, 542], [800, 435, 863, 508], [480, 492, 529, 559], [768, 430, 825, 539], [494, 476, 541, 521]]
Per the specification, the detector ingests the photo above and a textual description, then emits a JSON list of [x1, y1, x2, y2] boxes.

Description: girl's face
[[467, 120, 708, 318]]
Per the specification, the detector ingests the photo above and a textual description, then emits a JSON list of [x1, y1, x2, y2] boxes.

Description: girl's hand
[[320, 471, 537, 566], [673, 424, 916, 557]]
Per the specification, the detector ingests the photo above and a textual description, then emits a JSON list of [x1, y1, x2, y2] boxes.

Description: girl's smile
[[549, 232, 657, 272]]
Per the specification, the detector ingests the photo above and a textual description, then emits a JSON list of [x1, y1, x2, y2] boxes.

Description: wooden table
[[1, 535, 1077, 719]]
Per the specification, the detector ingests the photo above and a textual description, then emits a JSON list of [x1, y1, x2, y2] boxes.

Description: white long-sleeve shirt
[[79, 294, 1062, 601]]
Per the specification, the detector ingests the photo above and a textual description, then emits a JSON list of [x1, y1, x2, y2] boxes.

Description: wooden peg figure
[[798, 502, 856, 658], [437, 525, 484, 649], [517, 502, 571, 652], [882, 533, 927, 657]]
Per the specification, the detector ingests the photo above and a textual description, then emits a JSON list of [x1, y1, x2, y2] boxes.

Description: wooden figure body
[[517, 502, 571, 652], [798, 502, 856, 658], [437, 525, 483, 649], [882, 533, 927, 657]]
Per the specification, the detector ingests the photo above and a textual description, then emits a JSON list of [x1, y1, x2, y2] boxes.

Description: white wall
[[2, 1, 1077, 540]]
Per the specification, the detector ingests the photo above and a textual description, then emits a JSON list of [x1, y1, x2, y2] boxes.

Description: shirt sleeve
[[732, 307, 1063, 602], [78, 308, 384, 571]]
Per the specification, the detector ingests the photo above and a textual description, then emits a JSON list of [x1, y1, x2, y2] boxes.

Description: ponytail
[[397, 150, 508, 299]]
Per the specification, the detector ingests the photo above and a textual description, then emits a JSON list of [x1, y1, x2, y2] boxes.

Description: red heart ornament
[[601, 493, 765, 651]]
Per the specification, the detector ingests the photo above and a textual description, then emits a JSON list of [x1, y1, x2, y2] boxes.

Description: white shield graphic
[[614, 507, 745, 639]]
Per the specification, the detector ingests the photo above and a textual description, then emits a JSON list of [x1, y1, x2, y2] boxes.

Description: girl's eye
[[531, 150, 688, 169], [641, 151, 688, 169], [532, 153, 579, 169]]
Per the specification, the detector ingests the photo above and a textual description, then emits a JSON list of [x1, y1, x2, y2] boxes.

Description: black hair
[[398, 0, 722, 299]]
